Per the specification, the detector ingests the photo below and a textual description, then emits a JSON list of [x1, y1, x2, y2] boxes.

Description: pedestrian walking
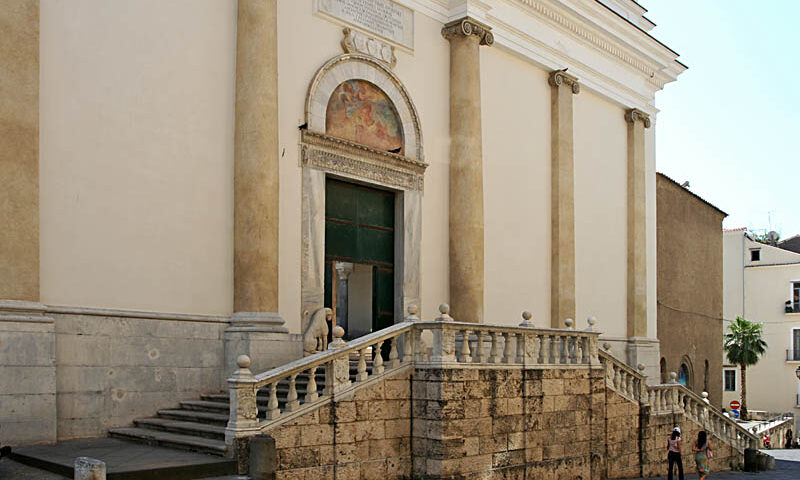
[[693, 430, 713, 480], [786, 429, 794, 449], [667, 426, 684, 480]]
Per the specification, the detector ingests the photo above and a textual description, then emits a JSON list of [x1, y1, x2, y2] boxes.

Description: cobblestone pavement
[[645, 449, 800, 480]]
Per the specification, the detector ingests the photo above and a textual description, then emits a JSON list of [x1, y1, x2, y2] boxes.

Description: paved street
[[645, 449, 800, 480]]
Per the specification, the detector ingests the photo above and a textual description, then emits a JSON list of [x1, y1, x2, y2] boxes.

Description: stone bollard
[[74, 457, 106, 480], [765, 454, 776, 470], [249, 434, 277, 480], [743, 448, 758, 472]]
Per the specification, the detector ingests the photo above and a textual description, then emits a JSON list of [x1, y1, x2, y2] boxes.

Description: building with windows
[[723, 229, 800, 429], [656, 173, 726, 407], [1, 0, 688, 448]]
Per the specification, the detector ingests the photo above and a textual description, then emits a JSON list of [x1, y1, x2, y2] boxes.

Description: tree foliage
[[724, 317, 767, 367]]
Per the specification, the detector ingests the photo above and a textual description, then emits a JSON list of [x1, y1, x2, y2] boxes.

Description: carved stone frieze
[[301, 131, 427, 191], [548, 69, 580, 94], [441, 17, 494, 46], [625, 108, 652, 128], [341, 28, 396, 68]]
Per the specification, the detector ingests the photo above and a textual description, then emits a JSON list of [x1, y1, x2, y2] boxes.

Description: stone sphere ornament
[[519, 311, 533, 327], [237, 354, 251, 369], [564, 318, 574, 329]]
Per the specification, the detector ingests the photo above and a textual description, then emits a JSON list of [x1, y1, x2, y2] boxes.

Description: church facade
[[0, 0, 685, 444]]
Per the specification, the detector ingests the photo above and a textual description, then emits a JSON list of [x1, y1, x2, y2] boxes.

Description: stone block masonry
[[261, 363, 745, 480]]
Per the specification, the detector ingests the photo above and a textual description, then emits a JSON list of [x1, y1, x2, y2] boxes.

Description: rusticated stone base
[[262, 364, 742, 480]]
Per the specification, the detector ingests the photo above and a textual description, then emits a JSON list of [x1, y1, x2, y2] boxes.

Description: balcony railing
[[785, 302, 800, 313], [786, 350, 800, 361]]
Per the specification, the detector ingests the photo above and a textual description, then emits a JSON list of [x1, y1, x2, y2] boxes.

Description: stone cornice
[[548, 69, 580, 94], [441, 17, 494, 46], [625, 108, 651, 128]]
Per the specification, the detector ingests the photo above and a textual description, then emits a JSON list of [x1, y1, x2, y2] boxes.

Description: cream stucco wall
[[573, 90, 627, 336], [723, 231, 800, 428], [39, 0, 237, 315], [276, 5, 451, 333], [481, 47, 551, 326]]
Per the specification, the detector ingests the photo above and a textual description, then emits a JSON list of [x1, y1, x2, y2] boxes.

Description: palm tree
[[724, 317, 767, 420]]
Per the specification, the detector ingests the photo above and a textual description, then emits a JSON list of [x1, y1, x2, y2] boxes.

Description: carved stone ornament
[[625, 108, 652, 128], [341, 28, 396, 68], [301, 130, 427, 191], [548, 69, 580, 94], [441, 17, 494, 46]]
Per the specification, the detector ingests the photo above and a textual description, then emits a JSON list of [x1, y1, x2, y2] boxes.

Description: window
[[678, 364, 689, 386], [792, 282, 800, 312], [724, 369, 736, 391], [750, 249, 761, 261], [792, 329, 800, 361]]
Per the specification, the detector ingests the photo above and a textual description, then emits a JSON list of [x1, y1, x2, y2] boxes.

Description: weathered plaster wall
[[52, 312, 227, 440], [574, 90, 628, 337], [39, 0, 236, 315], [657, 174, 725, 406], [481, 47, 551, 326]]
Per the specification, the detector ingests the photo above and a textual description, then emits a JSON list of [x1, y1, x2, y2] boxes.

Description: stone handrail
[[598, 349, 647, 404], [598, 349, 759, 452], [647, 383, 759, 451], [225, 304, 602, 445]]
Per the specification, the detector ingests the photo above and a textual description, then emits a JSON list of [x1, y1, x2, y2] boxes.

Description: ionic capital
[[625, 108, 652, 128], [548, 70, 580, 94], [442, 17, 494, 46]]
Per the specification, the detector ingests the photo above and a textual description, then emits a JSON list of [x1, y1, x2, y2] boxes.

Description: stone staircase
[[109, 354, 371, 455]]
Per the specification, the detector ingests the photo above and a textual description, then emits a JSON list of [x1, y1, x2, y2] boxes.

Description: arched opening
[[660, 358, 667, 383], [704, 359, 710, 393], [679, 356, 694, 389]]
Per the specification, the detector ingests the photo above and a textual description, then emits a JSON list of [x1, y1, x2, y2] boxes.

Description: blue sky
[[640, 0, 800, 237]]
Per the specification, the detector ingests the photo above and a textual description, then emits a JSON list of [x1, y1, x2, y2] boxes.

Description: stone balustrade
[[599, 349, 759, 452], [226, 304, 602, 445]]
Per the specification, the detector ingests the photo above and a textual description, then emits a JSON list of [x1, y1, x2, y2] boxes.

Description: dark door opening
[[323, 178, 395, 341]]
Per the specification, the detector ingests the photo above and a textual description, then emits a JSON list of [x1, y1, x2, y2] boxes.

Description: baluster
[[305, 366, 319, 403], [489, 332, 500, 363], [502, 332, 513, 363], [473, 330, 485, 363], [581, 337, 590, 363], [626, 375, 634, 397], [574, 337, 583, 364], [516, 333, 526, 364], [265, 382, 280, 420], [388, 336, 400, 369], [543, 335, 553, 363], [373, 341, 384, 375], [531, 334, 542, 364], [356, 349, 368, 382], [537, 335, 546, 364], [459, 330, 472, 363], [402, 330, 414, 363], [613, 366, 621, 390], [285, 374, 300, 412], [413, 329, 425, 362], [568, 337, 577, 363]]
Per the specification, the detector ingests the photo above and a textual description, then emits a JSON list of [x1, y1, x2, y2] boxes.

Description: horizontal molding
[[46, 305, 231, 324]]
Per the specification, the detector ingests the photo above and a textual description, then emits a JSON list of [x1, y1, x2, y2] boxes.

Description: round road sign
[[730, 409, 740, 419], [730, 400, 741, 410]]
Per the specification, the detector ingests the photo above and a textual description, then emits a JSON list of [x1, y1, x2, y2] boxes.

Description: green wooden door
[[324, 179, 395, 336]]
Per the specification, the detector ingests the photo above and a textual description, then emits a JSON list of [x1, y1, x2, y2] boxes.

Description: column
[[625, 108, 650, 338], [548, 70, 580, 328], [225, 0, 288, 379], [442, 17, 493, 323], [0, 0, 56, 445], [1, 0, 39, 305], [231, 0, 283, 330]]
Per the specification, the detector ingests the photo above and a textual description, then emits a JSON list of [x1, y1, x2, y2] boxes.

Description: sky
[[640, 0, 800, 238]]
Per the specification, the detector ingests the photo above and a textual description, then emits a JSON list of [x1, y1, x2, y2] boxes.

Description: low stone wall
[[52, 310, 230, 439], [267, 368, 412, 479], [0, 317, 57, 444], [261, 363, 744, 480]]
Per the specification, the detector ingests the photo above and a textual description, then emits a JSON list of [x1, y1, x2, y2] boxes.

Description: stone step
[[108, 427, 228, 456], [180, 400, 231, 414], [134, 417, 226, 441], [157, 409, 229, 426]]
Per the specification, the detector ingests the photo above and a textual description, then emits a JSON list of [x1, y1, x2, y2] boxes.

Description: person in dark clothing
[[667, 426, 684, 480], [786, 429, 794, 449]]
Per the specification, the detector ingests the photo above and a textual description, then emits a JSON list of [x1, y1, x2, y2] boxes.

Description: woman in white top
[[667, 426, 684, 480]]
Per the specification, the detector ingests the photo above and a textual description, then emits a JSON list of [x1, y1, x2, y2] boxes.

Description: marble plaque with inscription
[[316, 0, 414, 50]]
